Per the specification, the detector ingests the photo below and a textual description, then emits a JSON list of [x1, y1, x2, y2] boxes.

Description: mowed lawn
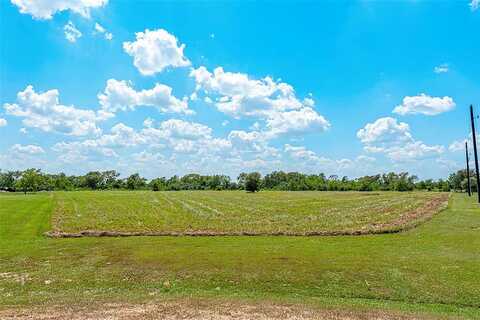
[[0, 192, 479, 319], [50, 191, 448, 235]]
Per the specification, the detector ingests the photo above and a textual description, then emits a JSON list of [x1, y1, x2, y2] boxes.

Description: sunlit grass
[[51, 191, 448, 234], [0, 192, 479, 319]]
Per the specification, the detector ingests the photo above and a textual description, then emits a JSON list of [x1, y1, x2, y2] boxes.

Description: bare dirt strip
[[44, 194, 449, 238], [0, 300, 442, 320]]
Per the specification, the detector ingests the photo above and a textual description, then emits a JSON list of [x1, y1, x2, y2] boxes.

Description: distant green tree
[[150, 177, 167, 191], [237, 172, 248, 190], [84, 171, 103, 190], [53, 173, 74, 190], [0, 170, 19, 191], [448, 169, 475, 192], [102, 170, 120, 189], [126, 173, 147, 190], [245, 172, 261, 192], [15, 168, 42, 194]]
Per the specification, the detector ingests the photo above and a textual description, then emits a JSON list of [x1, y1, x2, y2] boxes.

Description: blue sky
[[1, 0, 479, 179]]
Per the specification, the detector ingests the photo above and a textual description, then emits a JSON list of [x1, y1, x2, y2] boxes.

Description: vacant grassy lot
[[50, 191, 448, 235], [0, 192, 479, 319]]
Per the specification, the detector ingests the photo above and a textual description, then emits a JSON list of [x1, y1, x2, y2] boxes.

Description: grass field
[[50, 191, 448, 235], [0, 191, 479, 319]]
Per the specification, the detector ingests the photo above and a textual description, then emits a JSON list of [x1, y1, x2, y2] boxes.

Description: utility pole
[[469, 105, 480, 203], [466, 141, 471, 197]]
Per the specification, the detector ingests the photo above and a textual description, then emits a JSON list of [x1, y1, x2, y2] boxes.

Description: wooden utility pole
[[466, 141, 471, 197], [469, 105, 480, 203]]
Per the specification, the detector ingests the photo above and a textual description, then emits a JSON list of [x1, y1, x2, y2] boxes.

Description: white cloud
[[283, 144, 377, 175], [51, 123, 148, 162], [98, 79, 193, 115], [357, 117, 412, 147], [94, 22, 113, 40], [123, 29, 190, 75], [449, 139, 466, 152], [20, 128, 28, 134], [190, 66, 301, 117], [265, 107, 329, 136], [385, 141, 445, 162], [158, 119, 212, 140], [357, 117, 444, 161], [94, 22, 105, 32], [284, 144, 326, 164], [470, 0, 479, 11], [448, 135, 480, 153], [96, 123, 146, 147], [52, 118, 233, 163], [132, 151, 165, 163], [190, 66, 330, 136], [64, 21, 82, 43], [143, 120, 233, 157], [3, 85, 105, 136], [228, 130, 266, 153], [393, 93, 455, 116], [436, 158, 460, 171], [356, 155, 376, 163], [434, 64, 449, 74], [52, 122, 149, 162], [11, 144, 44, 154], [52, 140, 117, 162], [11, 0, 108, 19], [0, 118, 7, 127]]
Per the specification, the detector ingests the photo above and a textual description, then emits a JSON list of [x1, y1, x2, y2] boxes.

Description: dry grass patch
[[0, 299, 446, 320]]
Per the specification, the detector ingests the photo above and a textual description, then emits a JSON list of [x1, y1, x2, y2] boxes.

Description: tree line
[[0, 168, 473, 193]]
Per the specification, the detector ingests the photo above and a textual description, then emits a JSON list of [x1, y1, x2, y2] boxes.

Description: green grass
[[0, 192, 479, 319], [51, 191, 448, 234]]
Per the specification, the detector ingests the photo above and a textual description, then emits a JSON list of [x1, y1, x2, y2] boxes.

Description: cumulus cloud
[[143, 120, 231, 156], [357, 117, 444, 161], [123, 29, 190, 75], [448, 134, 480, 153], [52, 140, 117, 162], [393, 93, 455, 116], [0, 118, 7, 127], [53, 119, 232, 163], [190, 66, 302, 117], [158, 119, 212, 140], [434, 64, 449, 74], [64, 21, 82, 43], [284, 144, 377, 175], [11, 144, 44, 154], [265, 107, 329, 136], [449, 139, 466, 152], [3, 85, 106, 136], [11, 0, 108, 19], [284, 144, 328, 164], [190, 66, 330, 136], [357, 117, 412, 147], [51, 123, 149, 162], [98, 79, 193, 115], [385, 141, 445, 162], [228, 130, 269, 154], [131, 151, 165, 164], [470, 0, 479, 11], [94, 22, 112, 40]]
